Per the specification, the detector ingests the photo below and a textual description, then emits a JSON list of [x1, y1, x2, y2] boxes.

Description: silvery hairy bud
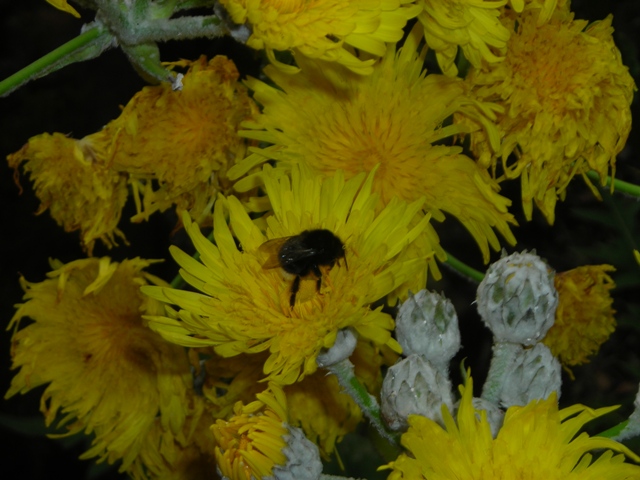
[[477, 251, 558, 345], [396, 290, 461, 371], [482, 342, 561, 408], [381, 354, 454, 431]]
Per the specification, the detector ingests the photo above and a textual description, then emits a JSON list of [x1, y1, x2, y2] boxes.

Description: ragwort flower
[[386, 376, 640, 479], [543, 265, 617, 370], [144, 164, 431, 385], [417, 0, 511, 76], [5, 257, 196, 473], [230, 25, 516, 278], [7, 133, 128, 254], [462, 10, 636, 223], [218, 0, 421, 75]]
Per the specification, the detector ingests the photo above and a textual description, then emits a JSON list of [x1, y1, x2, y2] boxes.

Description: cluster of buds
[[380, 251, 562, 437]]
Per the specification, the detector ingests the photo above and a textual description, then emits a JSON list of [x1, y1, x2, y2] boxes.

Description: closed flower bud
[[316, 328, 357, 368], [381, 354, 454, 431], [470, 397, 504, 438], [266, 426, 322, 480], [477, 251, 558, 345], [396, 290, 461, 369], [497, 343, 561, 409]]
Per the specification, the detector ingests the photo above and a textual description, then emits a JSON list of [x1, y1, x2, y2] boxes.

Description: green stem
[[0, 24, 111, 97], [326, 359, 401, 448], [443, 250, 485, 283], [586, 170, 640, 198]]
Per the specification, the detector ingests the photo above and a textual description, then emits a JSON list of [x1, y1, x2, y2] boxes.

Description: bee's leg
[[312, 265, 323, 292], [290, 276, 301, 306]]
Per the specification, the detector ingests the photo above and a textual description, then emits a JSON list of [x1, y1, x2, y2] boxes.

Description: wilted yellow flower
[[45, 0, 80, 17], [144, 165, 431, 385], [417, 0, 510, 76], [126, 405, 216, 480], [7, 133, 128, 254], [543, 265, 616, 369], [212, 384, 289, 480], [95, 55, 258, 226], [5, 257, 196, 473], [386, 376, 640, 479], [462, 10, 636, 223], [219, 0, 421, 75], [230, 25, 515, 277]]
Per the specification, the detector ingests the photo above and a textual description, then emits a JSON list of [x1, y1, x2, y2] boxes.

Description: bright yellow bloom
[[230, 25, 515, 276], [212, 384, 289, 480], [5, 257, 196, 473], [417, 0, 510, 76], [45, 0, 80, 17], [219, 0, 421, 75], [462, 10, 636, 223], [7, 133, 128, 254], [386, 376, 640, 479], [543, 265, 616, 369], [144, 165, 431, 385], [94, 55, 258, 226]]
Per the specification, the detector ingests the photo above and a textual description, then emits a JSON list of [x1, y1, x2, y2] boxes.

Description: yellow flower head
[[45, 0, 80, 17], [94, 55, 258, 226], [230, 24, 515, 272], [5, 257, 196, 472], [417, 0, 511, 76], [219, 0, 421, 75], [386, 376, 640, 479], [212, 384, 289, 480], [144, 164, 431, 385], [543, 265, 617, 369], [462, 10, 636, 223], [6, 133, 128, 254]]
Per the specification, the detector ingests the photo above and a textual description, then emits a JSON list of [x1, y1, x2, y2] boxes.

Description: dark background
[[1, 0, 639, 478]]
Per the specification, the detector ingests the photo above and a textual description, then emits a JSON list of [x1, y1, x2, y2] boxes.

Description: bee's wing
[[258, 237, 290, 269]]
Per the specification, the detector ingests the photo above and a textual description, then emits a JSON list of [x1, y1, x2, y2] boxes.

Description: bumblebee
[[260, 229, 346, 306]]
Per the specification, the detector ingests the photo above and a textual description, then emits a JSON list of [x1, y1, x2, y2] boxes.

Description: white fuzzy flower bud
[[266, 426, 322, 480], [381, 354, 454, 431], [470, 397, 504, 438], [477, 251, 558, 345], [316, 328, 357, 368], [396, 290, 461, 369], [495, 343, 562, 408]]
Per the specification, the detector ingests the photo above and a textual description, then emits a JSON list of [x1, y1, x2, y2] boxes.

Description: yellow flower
[[143, 164, 431, 385], [543, 265, 616, 369], [45, 0, 80, 17], [230, 24, 515, 275], [386, 376, 640, 479], [94, 55, 258, 226], [417, 0, 510, 76], [462, 10, 636, 223], [5, 257, 196, 473], [6, 133, 128, 254], [219, 0, 421, 75], [212, 384, 289, 480]]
